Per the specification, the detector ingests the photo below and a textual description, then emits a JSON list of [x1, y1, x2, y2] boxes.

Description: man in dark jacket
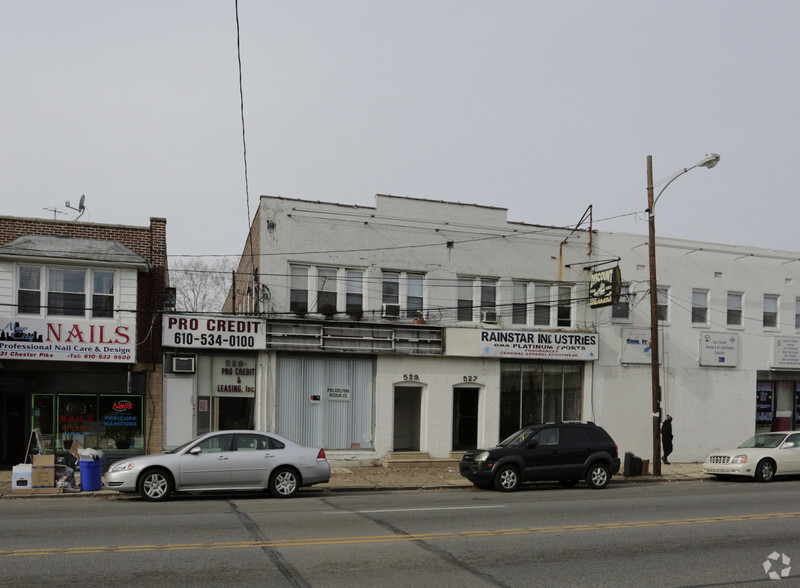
[[661, 415, 673, 464]]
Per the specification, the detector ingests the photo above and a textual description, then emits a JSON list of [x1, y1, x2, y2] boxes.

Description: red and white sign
[[0, 315, 136, 363], [163, 314, 266, 350]]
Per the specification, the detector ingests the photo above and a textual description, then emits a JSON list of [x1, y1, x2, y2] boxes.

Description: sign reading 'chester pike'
[[0, 315, 135, 363], [479, 330, 598, 360]]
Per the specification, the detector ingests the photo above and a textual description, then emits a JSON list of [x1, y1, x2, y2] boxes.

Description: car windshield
[[498, 427, 537, 447], [738, 433, 787, 449]]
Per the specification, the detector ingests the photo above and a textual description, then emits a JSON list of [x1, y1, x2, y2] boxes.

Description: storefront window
[[499, 361, 583, 441]]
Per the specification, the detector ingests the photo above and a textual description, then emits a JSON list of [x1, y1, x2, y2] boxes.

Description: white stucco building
[[160, 194, 800, 464]]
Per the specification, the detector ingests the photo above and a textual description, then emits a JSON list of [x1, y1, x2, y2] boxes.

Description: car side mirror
[[189, 446, 202, 455], [526, 439, 539, 449]]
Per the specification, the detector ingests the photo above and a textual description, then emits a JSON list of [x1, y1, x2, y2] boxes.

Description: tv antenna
[[65, 194, 86, 220]]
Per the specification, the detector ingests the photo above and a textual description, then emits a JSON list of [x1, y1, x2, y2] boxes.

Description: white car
[[106, 430, 331, 501], [703, 431, 800, 482]]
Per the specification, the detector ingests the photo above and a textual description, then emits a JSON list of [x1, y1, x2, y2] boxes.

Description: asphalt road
[[2, 479, 799, 587]]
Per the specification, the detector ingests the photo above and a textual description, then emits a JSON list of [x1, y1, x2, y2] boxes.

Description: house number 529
[[403, 374, 419, 381]]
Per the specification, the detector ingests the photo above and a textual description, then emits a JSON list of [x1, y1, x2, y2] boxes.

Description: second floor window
[[346, 270, 363, 316], [406, 274, 423, 317], [611, 284, 630, 319], [317, 267, 337, 316], [457, 278, 474, 321], [728, 292, 743, 326], [512, 281, 527, 325], [290, 265, 308, 314], [18, 265, 116, 318], [656, 287, 669, 321], [691, 289, 708, 324], [764, 294, 778, 328], [534, 284, 551, 326], [557, 286, 572, 327]]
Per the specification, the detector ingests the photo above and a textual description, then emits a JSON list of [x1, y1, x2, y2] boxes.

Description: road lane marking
[[324, 505, 506, 514], [3, 511, 799, 558]]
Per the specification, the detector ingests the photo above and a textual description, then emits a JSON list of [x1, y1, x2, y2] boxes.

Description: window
[[656, 287, 669, 321], [691, 289, 708, 324], [382, 271, 424, 318], [92, 271, 114, 318], [382, 272, 399, 306], [764, 294, 778, 328], [48, 268, 85, 316], [728, 292, 743, 327], [481, 280, 497, 313], [457, 278, 474, 321], [317, 267, 337, 316], [612, 284, 630, 319], [407, 273, 423, 317], [512, 281, 528, 325], [557, 286, 572, 327], [346, 270, 363, 316], [290, 265, 308, 314], [796, 297, 800, 330], [18, 265, 118, 318], [534, 284, 550, 326], [18, 266, 41, 314]]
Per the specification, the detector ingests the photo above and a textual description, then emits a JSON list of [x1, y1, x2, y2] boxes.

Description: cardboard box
[[12, 464, 33, 490], [32, 454, 55, 488]]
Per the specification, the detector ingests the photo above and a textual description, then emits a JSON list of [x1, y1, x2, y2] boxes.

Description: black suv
[[459, 422, 620, 491]]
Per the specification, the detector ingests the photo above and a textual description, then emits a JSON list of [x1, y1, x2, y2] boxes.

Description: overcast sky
[[3, 2, 799, 261]]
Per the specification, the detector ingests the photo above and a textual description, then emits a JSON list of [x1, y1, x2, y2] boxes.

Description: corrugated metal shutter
[[276, 355, 374, 449]]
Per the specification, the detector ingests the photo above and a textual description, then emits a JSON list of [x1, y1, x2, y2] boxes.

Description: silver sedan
[[105, 430, 331, 501]]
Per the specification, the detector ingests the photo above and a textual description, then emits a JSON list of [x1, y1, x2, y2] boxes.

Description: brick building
[[0, 216, 167, 467]]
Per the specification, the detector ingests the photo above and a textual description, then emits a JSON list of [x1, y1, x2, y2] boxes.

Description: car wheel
[[138, 468, 173, 502], [754, 459, 776, 483], [270, 467, 300, 498], [494, 465, 520, 492], [559, 479, 579, 488], [586, 463, 610, 489]]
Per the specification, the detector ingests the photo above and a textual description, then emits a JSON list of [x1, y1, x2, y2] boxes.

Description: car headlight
[[474, 451, 490, 462], [731, 454, 747, 464], [108, 461, 136, 472]]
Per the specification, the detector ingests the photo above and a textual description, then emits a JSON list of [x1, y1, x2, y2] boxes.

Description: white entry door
[[164, 377, 194, 448]]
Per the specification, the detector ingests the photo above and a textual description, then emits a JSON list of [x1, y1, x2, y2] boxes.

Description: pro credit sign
[[164, 314, 266, 350]]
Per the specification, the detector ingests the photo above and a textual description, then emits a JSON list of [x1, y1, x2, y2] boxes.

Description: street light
[[647, 153, 720, 476]]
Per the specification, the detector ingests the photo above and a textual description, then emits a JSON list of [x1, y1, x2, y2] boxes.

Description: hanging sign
[[589, 267, 621, 308], [164, 314, 266, 350]]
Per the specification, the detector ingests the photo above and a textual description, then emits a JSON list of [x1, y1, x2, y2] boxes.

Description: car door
[[523, 427, 564, 481], [229, 433, 276, 487], [178, 433, 234, 489], [559, 426, 595, 479], [778, 433, 800, 474]]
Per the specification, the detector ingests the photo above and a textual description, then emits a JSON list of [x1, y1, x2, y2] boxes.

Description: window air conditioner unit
[[172, 356, 196, 373], [481, 311, 498, 324], [382, 303, 401, 318]]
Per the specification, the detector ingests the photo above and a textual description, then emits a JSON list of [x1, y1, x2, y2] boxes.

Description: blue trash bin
[[80, 459, 102, 492]]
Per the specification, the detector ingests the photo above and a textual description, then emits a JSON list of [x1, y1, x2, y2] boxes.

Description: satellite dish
[[65, 195, 87, 219]]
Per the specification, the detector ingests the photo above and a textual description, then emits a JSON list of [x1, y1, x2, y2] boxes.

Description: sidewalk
[[0, 462, 709, 498]]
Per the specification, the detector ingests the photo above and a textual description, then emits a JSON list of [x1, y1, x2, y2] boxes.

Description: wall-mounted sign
[[0, 315, 135, 363], [328, 386, 351, 401], [757, 381, 774, 426], [771, 336, 800, 370], [211, 356, 256, 396], [589, 267, 621, 309], [164, 314, 266, 350], [479, 330, 598, 361], [699, 332, 739, 367], [620, 328, 652, 364]]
